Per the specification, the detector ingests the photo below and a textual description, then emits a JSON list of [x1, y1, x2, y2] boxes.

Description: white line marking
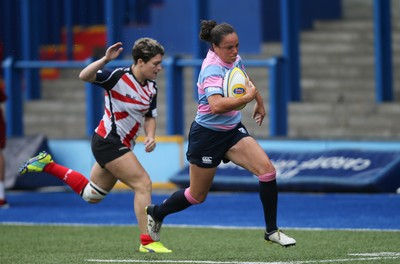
[[1, 222, 399, 232], [86, 252, 400, 263], [348, 252, 400, 257], [87, 261, 287, 264]]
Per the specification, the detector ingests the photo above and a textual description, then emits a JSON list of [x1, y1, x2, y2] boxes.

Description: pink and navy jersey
[[195, 50, 245, 131], [93, 67, 158, 148]]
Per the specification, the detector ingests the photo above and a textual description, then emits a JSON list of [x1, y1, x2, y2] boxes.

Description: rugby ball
[[223, 67, 248, 110]]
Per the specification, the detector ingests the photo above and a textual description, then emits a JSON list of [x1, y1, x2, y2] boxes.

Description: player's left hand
[[144, 137, 156, 152], [252, 102, 266, 126]]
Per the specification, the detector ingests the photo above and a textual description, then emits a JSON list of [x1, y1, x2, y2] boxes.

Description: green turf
[[0, 225, 399, 264]]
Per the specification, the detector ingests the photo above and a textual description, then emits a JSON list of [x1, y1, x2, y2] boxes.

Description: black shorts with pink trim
[[186, 121, 250, 168]]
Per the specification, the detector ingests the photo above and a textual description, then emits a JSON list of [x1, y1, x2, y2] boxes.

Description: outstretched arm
[[79, 42, 124, 82]]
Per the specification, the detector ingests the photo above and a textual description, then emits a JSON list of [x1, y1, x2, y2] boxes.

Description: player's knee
[[257, 170, 276, 182], [126, 176, 152, 193], [139, 177, 152, 192], [81, 182, 108, 204], [184, 188, 205, 204]]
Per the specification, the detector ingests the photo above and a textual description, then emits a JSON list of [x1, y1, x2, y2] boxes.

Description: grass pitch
[[1, 225, 399, 264]]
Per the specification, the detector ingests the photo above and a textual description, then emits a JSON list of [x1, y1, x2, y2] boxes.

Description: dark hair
[[199, 20, 236, 49], [132, 37, 164, 64]]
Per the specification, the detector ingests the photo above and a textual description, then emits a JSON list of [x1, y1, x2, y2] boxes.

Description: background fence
[[1, 0, 396, 138]]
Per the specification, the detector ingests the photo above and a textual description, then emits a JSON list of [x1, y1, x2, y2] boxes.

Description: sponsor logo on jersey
[[125, 93, 137, 99], [207, 87, 221, 93]]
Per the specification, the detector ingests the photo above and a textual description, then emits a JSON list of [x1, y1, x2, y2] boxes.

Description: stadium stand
[[9, 0, 398, 140], [2, 0, 400, 192]]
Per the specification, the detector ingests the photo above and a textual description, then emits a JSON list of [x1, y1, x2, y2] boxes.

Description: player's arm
[[208, 79, 257, 114], [249, 79, 266, 126], [79, 42, 124, 82], [143, 116, 156, 152]]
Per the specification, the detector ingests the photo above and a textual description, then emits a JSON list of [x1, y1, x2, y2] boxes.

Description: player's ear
[[137, 58, 144, 66]]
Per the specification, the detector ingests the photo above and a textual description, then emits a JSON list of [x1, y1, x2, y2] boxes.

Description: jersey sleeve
[[204, 75, 224, 97], [202, 65, 224, 98], [145, 87, 158, 118], [93, 68, 123, 91]]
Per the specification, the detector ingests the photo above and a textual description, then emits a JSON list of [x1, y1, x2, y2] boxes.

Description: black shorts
[[91, 132, 131, 167], [186, 121, 250, 168]]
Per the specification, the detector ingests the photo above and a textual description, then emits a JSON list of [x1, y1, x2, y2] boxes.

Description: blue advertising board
[[170, 149, 400, 193]]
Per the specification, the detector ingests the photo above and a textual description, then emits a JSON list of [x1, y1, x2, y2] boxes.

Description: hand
[[104, 42, 124, 63], [252, 101, 266, 126], [242, 79, 258, 103], [144, 137, 156, 153]]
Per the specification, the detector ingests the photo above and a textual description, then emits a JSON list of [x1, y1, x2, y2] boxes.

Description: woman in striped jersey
[[20, 38, 171, 253]]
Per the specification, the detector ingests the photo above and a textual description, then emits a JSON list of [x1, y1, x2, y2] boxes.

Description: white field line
[[85, 252, 400, 263], [1, 222, 400, 232]]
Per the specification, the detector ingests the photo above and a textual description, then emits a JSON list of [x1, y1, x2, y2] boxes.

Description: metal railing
[[2, 56, 288, 138]]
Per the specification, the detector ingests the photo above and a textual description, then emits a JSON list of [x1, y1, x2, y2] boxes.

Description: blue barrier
[[170, 147, 400, 193], [281, 0, 301, 102], [373, 0, 393, 102], [2, 56, 287, 138]]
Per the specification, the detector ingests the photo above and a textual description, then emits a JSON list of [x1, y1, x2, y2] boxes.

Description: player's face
[[143, 54, 163, 80], [214, 33, 239, 64]]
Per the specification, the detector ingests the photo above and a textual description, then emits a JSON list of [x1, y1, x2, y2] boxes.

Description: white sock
[[0, 182, 5, 200]]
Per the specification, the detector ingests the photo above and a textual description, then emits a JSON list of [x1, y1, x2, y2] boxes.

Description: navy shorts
[[186, 121, 250, 168], [91, 132, 131, 167]]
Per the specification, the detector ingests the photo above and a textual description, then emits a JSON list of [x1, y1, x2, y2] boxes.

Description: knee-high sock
[[259, 179, 278, 233], [154, 188, 198, 221], [44, 162, 89, 195]]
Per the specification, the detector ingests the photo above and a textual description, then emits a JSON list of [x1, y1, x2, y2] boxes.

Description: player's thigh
[[225, 137, 274, 176], [188, 164, 217, 202], [104, 151, 151, 191], [89, 162, 118, 192]]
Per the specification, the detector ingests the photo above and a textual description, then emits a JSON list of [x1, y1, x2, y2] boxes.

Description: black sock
[[259, 179, 278, 233], [154, 189, 192, 221]]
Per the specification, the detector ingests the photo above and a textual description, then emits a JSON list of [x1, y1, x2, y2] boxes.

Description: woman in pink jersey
[[145, 20, 296, 249], [19, 38, 171, 253]]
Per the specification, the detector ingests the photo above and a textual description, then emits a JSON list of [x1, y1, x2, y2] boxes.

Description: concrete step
[[291, 101, 400, 116], [41, 79, 86, 100], [301, 31, 400, 43], [301, 54, 375, 65], [22, 2, 400, 140], [314, 19, 400, 31], [342, 0, 400, 19], [288, 102, 400, 139], [302, 90, 375, 103], [301, 65, 375, 78], [288, 126, 400, 139], [301, 78, 376, 89], [24, 101, 87, 138]]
